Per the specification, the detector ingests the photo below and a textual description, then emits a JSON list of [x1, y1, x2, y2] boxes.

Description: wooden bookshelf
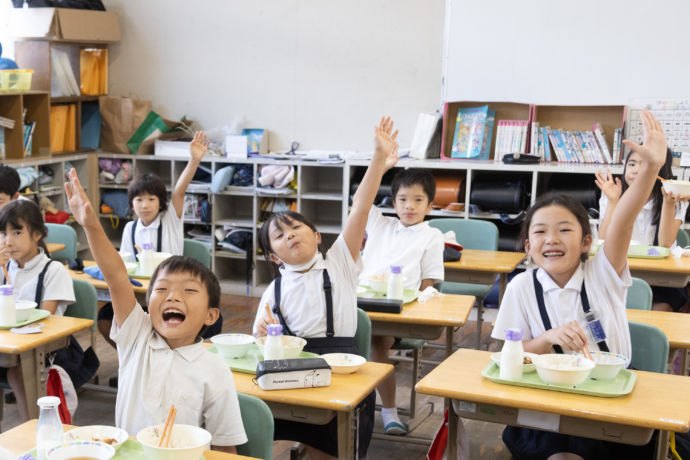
[[0, 91, 50, 159]]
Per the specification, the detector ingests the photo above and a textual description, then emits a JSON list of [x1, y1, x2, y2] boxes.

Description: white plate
[[63, 425, 128, 450], [491, 352, 538, 373]]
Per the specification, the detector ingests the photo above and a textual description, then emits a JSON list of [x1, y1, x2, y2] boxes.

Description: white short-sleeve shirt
[[119, 207, 184, 261], [3, 250, 75, 316], [252, 235, 361, 338], [599, 196, 689, 246], [360, 207, 444, 290], [111, 306, 247, 447], [491, 249, 632, 360]]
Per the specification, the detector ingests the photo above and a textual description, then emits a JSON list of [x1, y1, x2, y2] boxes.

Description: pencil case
[[255, 358, 332, 390]]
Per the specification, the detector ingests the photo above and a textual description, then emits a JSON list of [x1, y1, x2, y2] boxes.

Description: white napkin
[[417, 286, 441, 302]]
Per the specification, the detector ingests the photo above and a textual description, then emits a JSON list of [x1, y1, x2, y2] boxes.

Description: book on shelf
[[410, 111, 442, 159], [80, 48, 108, 96], [50, 104, 76, 152], [0, 115, 15, 130], [23, 121, 36, 156], [494, 119, 529, 162], [51, 49, 80, 97], [0, 127, 4, 160], [450, 105, 488, 159], [541, 124, 621, 164], [480, 110, 495, 158]]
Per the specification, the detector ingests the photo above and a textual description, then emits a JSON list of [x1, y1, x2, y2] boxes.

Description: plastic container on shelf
[[0, 69, 33, 92]]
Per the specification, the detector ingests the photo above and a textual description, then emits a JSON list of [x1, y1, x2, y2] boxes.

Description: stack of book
[[529, 122, 623, 163], [493, 120, 529, 162]]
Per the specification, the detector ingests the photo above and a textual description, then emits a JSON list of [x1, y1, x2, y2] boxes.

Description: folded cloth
[[84, 265, 142, 286]]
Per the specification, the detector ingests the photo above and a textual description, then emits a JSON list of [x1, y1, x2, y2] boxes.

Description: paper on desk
[[418, 286, 441, 302], [11, 323, 45, 334], [517, 409, 560, 432]]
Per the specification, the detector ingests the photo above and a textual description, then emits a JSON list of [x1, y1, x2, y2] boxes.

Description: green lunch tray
[[481, 362, 636, 398], [23, 439, 205, 460], [590, 243, 670, 259], [357, 287, 418, 304], [129, 265, 152, 279], [207, 344, 320, 374], [0, 308, 50, 330]]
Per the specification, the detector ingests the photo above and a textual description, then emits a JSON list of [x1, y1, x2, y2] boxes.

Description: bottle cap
[[504, 328, 523, 341], [267, 324, 283, 336], [142, 242, 153, 251], [37, 396, 60, 407], [390, 265, 402, 274], [0, 285, 13, 296]]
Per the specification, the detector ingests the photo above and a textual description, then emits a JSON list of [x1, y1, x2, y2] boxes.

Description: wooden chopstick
[[264, 303, 272, 319], [158, 404, 176, 447], [658, 175, 666, 182], [164, 406, 177, 448], [581, 347, 593, 361]]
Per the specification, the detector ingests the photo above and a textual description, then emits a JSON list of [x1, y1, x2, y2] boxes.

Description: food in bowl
[[588, 351, 628, 380], [211, 333, 255, 359], [533, 353, 595, 386], [255, 335, 307, 359], [662, 179, 690, 197], [47, 440, 115, 460], [137, 424, 211, 460], [15, 300, 37, 322], [491, 352, 538, 373], [321, 353, 366, 374], [63, 425, 129, 450]]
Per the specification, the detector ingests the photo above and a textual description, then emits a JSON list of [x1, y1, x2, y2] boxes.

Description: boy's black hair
[[520, 192, 592, 262], [0, 165, 20, 198], [127, 173, 168, 214], [147, 256, 220, 338], [391, 168, 436, 202], [621, 147, 674, 227], [258, 211, 325, 269], [0, 200, 50, 255]]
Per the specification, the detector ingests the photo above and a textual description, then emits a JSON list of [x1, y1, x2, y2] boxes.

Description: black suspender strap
[[579, 281, 610, 353], [532, 270, 564, 354], [35, 259, 54, 305], [272, 270, 335, 338], [653, 223, 660, 247], [132, 219, 163, 261]]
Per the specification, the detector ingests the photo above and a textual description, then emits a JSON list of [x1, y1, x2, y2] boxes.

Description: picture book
[[480, 110, 495, 159], [451, 105, 488, 158]]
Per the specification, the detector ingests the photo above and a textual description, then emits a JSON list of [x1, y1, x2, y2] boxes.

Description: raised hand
[[622, 110, 667, 170], [64, 168, 97, 228], [190, 130, 209, 162], [594, 168, 622, 202], [373, 116, 399, 170]]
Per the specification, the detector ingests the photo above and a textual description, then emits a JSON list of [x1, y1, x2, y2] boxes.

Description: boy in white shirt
[[66, 169, 247, 453], [361, 168, 444, 435]]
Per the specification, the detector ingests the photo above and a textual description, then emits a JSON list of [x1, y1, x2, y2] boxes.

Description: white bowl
[[589, 351, 628, 380], [47, 440, 115, 460], [119, 251, 134, 263], [211, 333, 255, 359], [139, 251, 173, 276], [533, 354, 595, 387], [255, 335, 307, 359], [137, 424, 211, 460], [15, 300, 37, 322], [491, 352, 538, 373], [124, 262, 138, 275], [321, 353, 366, 374], [663, 180, 690, 197], [63, 425, 128, 450]]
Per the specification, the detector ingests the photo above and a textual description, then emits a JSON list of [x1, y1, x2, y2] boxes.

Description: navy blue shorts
[[652, 286, 688, 311]]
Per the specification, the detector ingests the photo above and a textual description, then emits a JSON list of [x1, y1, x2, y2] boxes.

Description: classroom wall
[[101, 0, 445, 151]]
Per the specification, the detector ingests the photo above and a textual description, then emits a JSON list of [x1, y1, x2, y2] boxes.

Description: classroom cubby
[[0, 91, 51, 159], [299, 165, 344, 199], [299, 199, 342, 234], [214, 195, 254, 228]]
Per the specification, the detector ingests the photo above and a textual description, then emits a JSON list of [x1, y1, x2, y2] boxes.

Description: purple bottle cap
[[390, 265, 402, 274], [142, 242, 153, 251], [505, 328, 523, 341], [0, 285, 13, 296], [267, 324, 283, 336]]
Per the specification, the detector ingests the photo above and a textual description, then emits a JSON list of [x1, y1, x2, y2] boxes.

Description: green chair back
[[626, 277, 653, 310], [677, 228, 690, 248], [629, 321, 669, 373], [355, 308, 371, 360], [46, 223, 78, 260], [183, 238, 211, 268], [236, 393, 274, 460], [428, 218, 499, 251], [66, 279, 98, 333]]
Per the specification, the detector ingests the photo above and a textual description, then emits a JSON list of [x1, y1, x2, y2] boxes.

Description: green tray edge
[[0, 308, 50, 330], [22, 439, 207, 459]]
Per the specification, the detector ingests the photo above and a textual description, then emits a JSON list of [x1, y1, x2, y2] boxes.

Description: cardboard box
[[154, 140, 191, 158], [11, 8, 120, 43]]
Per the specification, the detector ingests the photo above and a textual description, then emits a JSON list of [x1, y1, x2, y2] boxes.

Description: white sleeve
[[119, 221, 135, 259], [203, 358, 248, 446], [252, 282, 276, 336], [420, 229, 445, 282], [590, 249, 631, 305], [598, 195, 608, 218], [327, 235, 362, 288], [161, 206, 184, 255], [42, 263, 75, 304], [491, 273, 533, 341], [675, 201, 689, 222], [111, 304, 150, 363], [365, 206, 385, 234]]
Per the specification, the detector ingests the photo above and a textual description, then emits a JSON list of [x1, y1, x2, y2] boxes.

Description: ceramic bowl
[[491, 351, 538, 373], [533, 353, 595, 386], [211, 333, 255, 359], [63, 425, 129, 450], [663, 179, 690, 197], [255, 335, 307, 359], [47, 441, 115, 460], [321, 353, 366, 374], [137, 424, 211, 460], [588, 351, 628, 380], [15, 300, 37, 322]]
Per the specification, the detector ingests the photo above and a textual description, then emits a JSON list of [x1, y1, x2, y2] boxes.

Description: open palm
[[65, 168, 96, 227]]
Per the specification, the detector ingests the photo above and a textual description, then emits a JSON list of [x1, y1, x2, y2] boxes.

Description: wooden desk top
[[627, 309, 690, 350], [46, 242, 66, 253], [0, 315, 92, 354], [626, 256, 690, 274], [415, 349, 690, 433], [0, 420, 257, 459], [366, 293, 474, 326], [444, 249, 525, 274], [233, 361, 393, 412], [68, 260, 149, 294]]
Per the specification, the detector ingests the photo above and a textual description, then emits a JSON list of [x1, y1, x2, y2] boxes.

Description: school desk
[[626, 256, 690, 288], [67, 260, 149, 303], [415, 348, 690, 460], [46, 242, 66, 253], [627, 309, 690, 375], [444, 249, 525, 348], [0, 315, 92, 419], [0, 419, 258, 459], [233, 361, 393, 460]]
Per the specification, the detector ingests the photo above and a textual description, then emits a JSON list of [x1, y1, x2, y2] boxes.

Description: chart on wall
[[627, 100, 690, 155]]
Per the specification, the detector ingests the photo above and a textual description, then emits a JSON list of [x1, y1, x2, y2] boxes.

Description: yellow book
[[50, 105, 68, 152], [65, 104, 76, 151]]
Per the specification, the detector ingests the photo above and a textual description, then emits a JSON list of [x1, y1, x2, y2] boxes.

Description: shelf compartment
[[214, 257, 250, 286], [300, 165, 344, 195], [134, 158, 172, 184], [214, 194, 253, 224], [299, 199, 342, 233]]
